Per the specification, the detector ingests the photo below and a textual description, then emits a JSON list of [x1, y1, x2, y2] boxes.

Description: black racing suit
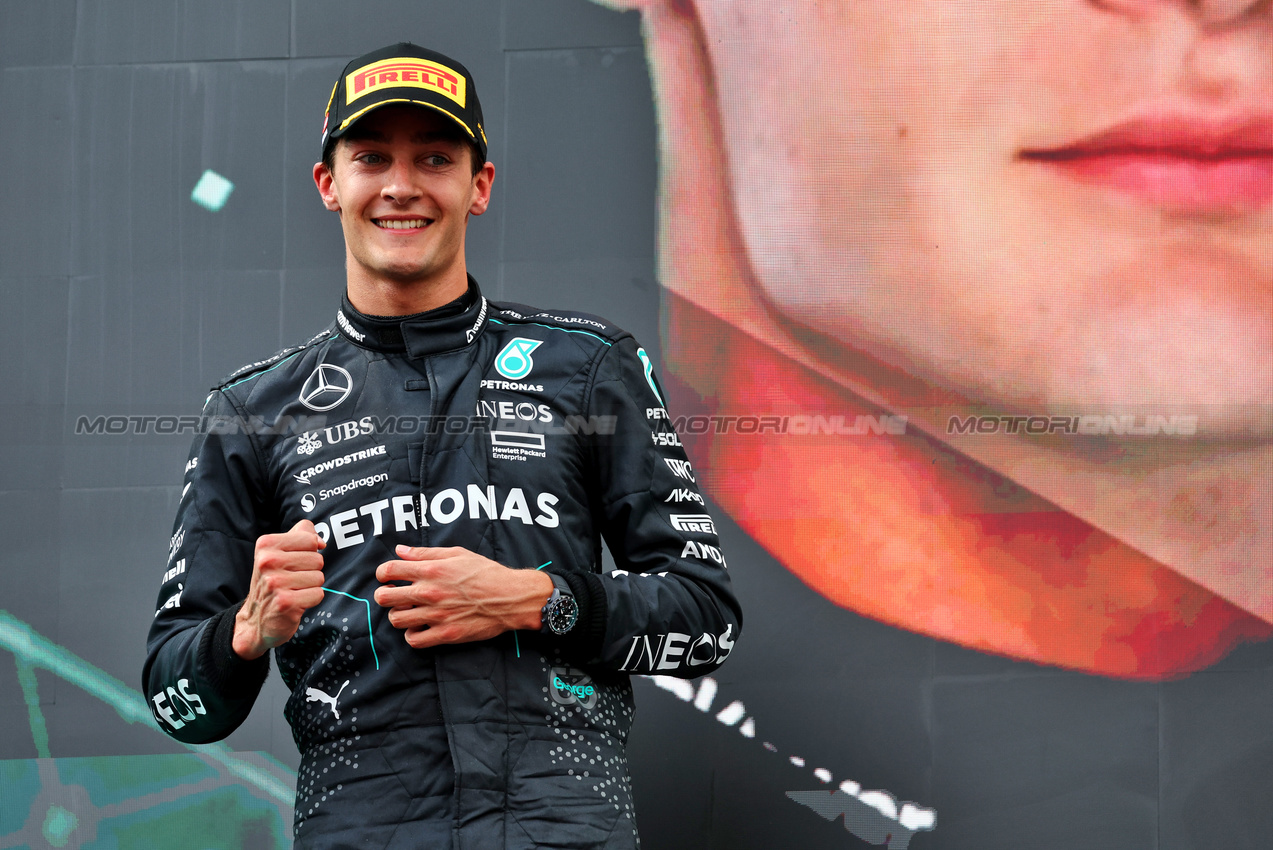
[[143, 279, 741, 849]]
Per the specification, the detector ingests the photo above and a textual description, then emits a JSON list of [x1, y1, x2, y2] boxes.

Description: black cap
[[321, 43, 487, 163]]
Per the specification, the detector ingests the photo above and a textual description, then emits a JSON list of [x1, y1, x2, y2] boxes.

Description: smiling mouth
[[374, 218, 431, 230]]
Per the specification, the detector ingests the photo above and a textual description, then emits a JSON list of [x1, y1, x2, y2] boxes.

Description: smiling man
[[142, 43, 740, 849]]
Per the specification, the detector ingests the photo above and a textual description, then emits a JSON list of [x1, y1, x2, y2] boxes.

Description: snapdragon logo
[[495, 338, 543, 380], [549, 667, 598, 709], [319, 472, 388, 501]]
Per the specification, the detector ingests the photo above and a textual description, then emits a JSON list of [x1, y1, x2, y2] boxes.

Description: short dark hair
[[321, 127, 485, 178]]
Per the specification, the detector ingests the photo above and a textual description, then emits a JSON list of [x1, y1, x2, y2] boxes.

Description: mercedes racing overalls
[[143, 279, 741, 849]]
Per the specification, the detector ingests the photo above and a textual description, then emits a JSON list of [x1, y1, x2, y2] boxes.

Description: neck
[[345, 265, 470, 316]]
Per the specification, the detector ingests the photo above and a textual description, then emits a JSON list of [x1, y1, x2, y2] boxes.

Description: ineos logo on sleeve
[[299, 364, 353, 412]]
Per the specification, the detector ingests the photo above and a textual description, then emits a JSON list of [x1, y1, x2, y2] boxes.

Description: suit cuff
[[198, 601, 270, 700]]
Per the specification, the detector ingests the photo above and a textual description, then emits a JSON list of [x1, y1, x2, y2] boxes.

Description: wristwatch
[[540, 573, 579, 635]]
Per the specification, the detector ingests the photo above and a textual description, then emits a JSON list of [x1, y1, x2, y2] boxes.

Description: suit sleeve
[[141, 389, 276, 744], [568, 335, 742, 677]]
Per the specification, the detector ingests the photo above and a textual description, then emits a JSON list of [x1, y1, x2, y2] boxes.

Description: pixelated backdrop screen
[[2, 2, 1269, 849]]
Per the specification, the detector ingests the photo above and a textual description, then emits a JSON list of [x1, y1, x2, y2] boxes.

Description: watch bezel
[[541, 575, 579, 635]]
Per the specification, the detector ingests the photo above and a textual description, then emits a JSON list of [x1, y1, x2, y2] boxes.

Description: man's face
[[315, 105, 492, 290], [694, 0, 1271, 436]]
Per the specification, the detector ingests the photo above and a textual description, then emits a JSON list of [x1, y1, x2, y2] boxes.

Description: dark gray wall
[[3, 3, 1271, 850]]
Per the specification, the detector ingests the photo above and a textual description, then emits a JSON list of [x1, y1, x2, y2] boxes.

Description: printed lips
[[1022, 112, 1273, 211]]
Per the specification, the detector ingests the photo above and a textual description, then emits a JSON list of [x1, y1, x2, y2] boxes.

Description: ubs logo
[[299, 364, 353, 412]]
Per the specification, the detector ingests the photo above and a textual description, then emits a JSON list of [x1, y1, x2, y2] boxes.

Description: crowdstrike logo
[[495, 338, 543, 380], [299, 364, 353, 412], [293, 444, 387, 486]]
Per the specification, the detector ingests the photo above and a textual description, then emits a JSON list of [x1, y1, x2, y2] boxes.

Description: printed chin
[[662, 292, 1273, 679]]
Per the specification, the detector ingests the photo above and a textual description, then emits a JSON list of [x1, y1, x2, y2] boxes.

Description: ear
[[468, 161, 497, 217], [313, 161, 341, 212]]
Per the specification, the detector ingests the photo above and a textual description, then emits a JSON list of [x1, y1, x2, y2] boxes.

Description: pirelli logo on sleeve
[[346, 57, 466, 107]]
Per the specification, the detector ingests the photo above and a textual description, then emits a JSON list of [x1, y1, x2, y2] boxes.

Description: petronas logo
[[495, 338, 543, 380]]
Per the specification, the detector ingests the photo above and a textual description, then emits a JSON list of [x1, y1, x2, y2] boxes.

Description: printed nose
[[1194, 0, 1269, 24], [1093, 0, 1269, 22]]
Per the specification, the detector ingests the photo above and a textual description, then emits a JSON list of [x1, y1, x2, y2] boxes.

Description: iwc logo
[[495, 338, 543, 380], [299, 364, 353, 412]]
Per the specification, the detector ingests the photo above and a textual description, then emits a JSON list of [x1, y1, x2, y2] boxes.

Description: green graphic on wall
[[0, 610, 294, 849]]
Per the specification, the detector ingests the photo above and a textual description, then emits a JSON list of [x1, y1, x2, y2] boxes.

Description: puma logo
[[305, 679, 350, 720]]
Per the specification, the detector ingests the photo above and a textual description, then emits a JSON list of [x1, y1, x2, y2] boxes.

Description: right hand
[[232, 520, 326, 660]]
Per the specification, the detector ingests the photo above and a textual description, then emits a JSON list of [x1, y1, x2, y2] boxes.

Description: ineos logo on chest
[[299, 364, 353, 412]]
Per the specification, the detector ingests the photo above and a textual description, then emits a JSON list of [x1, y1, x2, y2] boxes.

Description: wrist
[[230, 612, 266, 660], [519, 570, 554, 631]]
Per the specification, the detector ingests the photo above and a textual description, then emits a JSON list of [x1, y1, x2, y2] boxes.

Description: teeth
[[376, 219, 427, 229]]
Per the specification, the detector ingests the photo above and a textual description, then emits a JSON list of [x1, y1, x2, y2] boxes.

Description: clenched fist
[[232, 520, 326, 660], [374, 545, 553, 650]]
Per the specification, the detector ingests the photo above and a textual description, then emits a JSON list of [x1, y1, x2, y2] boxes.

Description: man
[[143, 43, 740, 849], [603, 0, 1272, 677]]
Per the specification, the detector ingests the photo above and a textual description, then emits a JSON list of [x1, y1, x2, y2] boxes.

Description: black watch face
[[547, 595, 579, 635]]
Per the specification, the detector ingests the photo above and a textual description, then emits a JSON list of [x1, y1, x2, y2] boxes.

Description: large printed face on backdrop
[[612, 0, 1273, 676]]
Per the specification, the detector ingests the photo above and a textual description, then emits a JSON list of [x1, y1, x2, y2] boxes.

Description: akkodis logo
[[495, 338, 543, 381]]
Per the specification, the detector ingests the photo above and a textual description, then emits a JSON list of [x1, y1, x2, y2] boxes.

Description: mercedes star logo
[[299, 363, 353, 412]]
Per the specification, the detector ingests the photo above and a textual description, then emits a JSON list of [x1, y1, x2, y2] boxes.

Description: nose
[[1093, 0, 1269, 24], [381, 160, 421, 205], [1195, 0, 1270, 24]]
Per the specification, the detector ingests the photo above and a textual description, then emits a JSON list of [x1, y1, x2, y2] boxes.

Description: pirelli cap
[[321, 42, 488, 163]]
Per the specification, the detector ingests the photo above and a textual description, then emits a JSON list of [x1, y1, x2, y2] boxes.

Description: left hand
[[374, 546, 554, 649]]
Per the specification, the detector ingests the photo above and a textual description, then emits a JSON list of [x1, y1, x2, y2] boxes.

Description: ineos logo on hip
[[299, 364, 353, 412]]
